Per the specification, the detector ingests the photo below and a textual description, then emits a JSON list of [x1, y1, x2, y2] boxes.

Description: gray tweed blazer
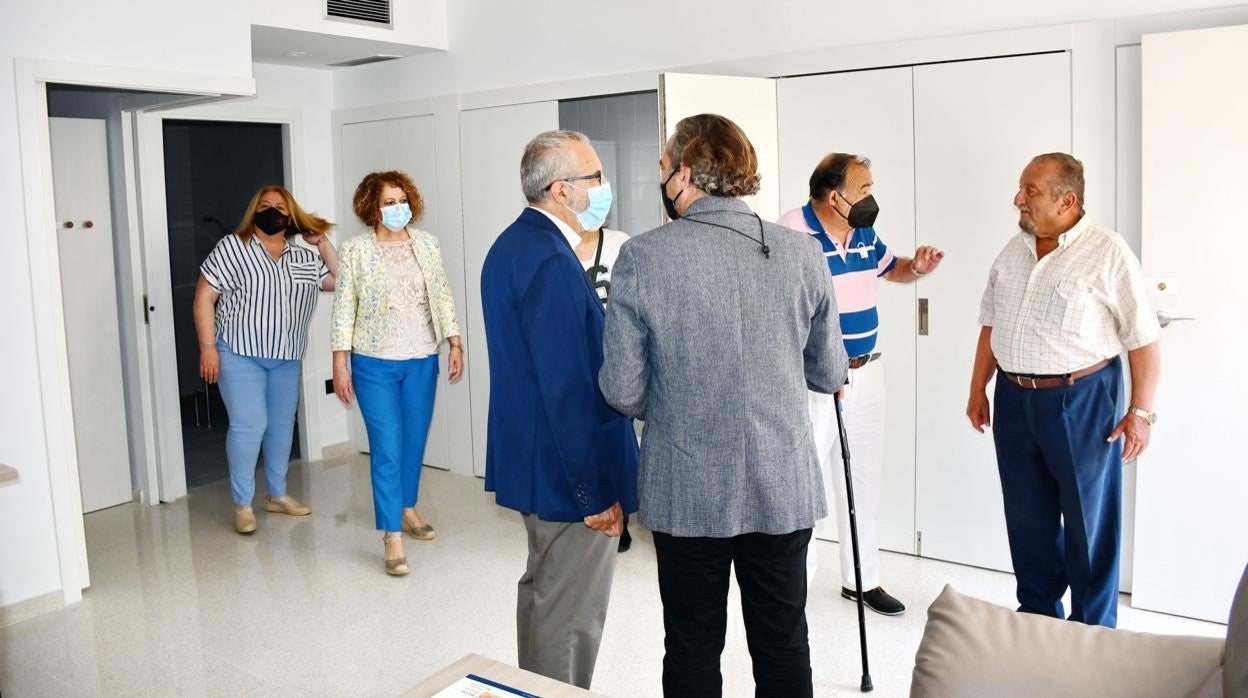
[[600, 196, 848, 537]]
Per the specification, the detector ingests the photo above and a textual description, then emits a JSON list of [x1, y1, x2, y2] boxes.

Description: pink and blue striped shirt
[[777, 203, 896, 357]]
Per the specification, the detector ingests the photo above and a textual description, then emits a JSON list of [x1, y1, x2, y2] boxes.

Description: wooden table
[[404, 654, 608, 697]]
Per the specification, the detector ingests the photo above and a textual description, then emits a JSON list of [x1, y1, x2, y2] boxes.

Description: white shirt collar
[[528, 205, 581, 251], [1022, 215, 1091, 257]]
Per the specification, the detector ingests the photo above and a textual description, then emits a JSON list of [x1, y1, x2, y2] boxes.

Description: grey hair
[[1032, 152, 1085, 208], [521, 130, 590, 203]]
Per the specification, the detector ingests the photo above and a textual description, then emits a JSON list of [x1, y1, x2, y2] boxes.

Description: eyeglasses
[[545, 170, 603, 191]]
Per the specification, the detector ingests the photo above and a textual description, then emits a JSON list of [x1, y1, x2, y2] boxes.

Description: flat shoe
[[842, 586, 906, 616], [265, 495, 311, 516], [234, 506, 257, 534]]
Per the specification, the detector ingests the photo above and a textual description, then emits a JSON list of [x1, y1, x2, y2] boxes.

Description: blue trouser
[[992, 357, 1123, 627], [351, 353, 439, 532], [216, 341, 302, 506]]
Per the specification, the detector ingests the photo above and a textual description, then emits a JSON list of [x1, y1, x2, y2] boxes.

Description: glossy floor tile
[[0, 454, 1227, 697]]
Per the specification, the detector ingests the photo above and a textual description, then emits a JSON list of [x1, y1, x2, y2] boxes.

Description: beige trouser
[[517, 513, 618, 689]]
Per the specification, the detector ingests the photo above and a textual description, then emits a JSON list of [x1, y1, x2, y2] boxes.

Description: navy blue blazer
[[481, 207, 639, 522]]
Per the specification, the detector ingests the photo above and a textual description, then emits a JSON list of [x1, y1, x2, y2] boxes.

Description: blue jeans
[[215, 341, 302, 506], [992, 357, 1123, 627], [351, 353, 439, 532]]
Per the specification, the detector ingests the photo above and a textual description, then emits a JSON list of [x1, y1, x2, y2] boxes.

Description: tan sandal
[[383, 533, 408, 576], [401, 508, 437, 541]]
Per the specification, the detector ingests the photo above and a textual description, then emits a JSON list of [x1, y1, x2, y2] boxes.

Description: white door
[[1132, 24, 1248, 623], [50, 117, 134, 513], [913, 53, 1072, 572], [659, 73, 781, 221], [338, 115, 453, 470], [776, 67, 919, 554], [460, 102, 560, 477]]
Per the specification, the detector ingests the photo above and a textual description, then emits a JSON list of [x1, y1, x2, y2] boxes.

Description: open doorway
[[159, 119, 299, 489], [557, 91, 663, 236]]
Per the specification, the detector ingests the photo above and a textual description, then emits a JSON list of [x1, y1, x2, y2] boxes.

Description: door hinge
[[916, 530, 923, 557], [143, 294, 151, 325]]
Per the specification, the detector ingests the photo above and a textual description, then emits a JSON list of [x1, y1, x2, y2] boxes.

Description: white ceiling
[[250, 25, 438, 70]]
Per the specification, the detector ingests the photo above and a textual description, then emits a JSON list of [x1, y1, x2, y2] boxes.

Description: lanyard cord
[[588, 229, 605, 283], [681, 212, 770, 259]]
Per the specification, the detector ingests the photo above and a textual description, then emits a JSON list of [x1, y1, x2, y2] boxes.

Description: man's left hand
[[912, 245, 945, 274], [1108, 413, 1151, 462]]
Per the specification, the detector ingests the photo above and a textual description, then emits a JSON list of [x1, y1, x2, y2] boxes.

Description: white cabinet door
[[777, 67, 918, 554], [1133, 24, 1248, 623], [913, 53, 1072, 572], [338, 115, 453, 471], [460, 102, 560, 477], [659, 73, 780, 221], [51, 117, 134, 513]]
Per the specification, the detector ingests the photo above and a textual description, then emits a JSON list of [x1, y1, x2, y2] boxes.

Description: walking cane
[[834, 393, 873, 693]]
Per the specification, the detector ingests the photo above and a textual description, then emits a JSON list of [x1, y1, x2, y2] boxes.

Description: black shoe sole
[[840, 590, 906, 616]]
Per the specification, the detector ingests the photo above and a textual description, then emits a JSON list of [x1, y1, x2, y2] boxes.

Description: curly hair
[[352, 171, 426, 227], [235, 185, 333, 242], [666, 114, 761, 198]]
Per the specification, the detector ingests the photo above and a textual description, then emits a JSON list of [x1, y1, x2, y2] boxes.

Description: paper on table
[[431, 674, 541, 698]]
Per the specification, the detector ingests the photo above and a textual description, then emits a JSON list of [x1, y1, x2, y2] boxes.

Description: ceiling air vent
[[328, 54, 403, 68], [325, 0, 392, 28]]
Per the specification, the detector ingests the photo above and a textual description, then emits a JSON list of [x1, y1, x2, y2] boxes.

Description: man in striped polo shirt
[[779, 153, 943, 616]]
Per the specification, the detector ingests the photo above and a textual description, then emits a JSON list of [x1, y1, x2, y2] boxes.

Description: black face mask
[[253, 207, 291, 236], [836, 193, 880, 229], [660, 167, 684, 221]]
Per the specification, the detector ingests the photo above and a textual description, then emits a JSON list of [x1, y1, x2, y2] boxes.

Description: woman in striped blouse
[[193, 185, 339, 535], [331, 171, 462, 576]]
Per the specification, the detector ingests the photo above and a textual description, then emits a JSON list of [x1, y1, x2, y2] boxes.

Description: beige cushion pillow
[[911, 585, 1224, 698], [1224, 565, 1248, 697]]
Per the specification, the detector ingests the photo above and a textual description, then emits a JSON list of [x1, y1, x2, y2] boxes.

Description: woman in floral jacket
[[331, 171, 462, 576]]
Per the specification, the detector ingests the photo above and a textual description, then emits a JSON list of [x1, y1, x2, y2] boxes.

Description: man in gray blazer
[[600, 113, 848, 697]]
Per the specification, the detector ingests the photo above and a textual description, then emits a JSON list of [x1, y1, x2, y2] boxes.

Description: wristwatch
[[1128, 406, 1158, 425]]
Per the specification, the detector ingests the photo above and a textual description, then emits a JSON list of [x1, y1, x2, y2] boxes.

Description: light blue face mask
[[563, 182, 613, 231], [379, 203, 412, 232]]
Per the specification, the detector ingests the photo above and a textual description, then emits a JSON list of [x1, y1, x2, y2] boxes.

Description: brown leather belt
[[848, 352, 881, 370], [1000, 359, 1112, 390]]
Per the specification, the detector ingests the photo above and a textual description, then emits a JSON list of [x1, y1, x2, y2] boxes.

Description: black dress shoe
[[617, 526, 632, 553], [841, 586, 906, 616]]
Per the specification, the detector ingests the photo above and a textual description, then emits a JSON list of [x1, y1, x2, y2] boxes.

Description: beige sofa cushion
[[1225, 565, 1248, 697], [911, 585, 1224, 698]]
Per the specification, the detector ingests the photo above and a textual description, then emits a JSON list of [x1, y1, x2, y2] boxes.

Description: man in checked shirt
[[967, 152, 1161, 628]]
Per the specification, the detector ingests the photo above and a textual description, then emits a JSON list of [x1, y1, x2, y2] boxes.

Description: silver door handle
[[1157, 311, 1195, 328], [918, 298, 929, 336]]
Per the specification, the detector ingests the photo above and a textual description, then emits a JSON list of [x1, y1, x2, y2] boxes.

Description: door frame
[[133, 104, 322, 504], [15, 57, 253, 604]]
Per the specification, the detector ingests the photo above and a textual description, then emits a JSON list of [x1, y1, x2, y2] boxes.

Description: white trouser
[[806, 358, 885, 590]]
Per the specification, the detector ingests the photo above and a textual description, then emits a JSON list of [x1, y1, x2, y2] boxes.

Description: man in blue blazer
[[480, 130, 639, 690]]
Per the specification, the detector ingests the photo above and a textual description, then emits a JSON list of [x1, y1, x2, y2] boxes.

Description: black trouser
[[652, 528, 813, 697]]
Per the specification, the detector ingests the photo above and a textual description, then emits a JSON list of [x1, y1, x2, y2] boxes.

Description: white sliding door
[[1133, 24, 1248, 623], [777, 67, 918, 554], [913, 53, 1072, 572], [338, 115, 453, 470], [659, 73, 780, 221], [460, 102, 560, 477]]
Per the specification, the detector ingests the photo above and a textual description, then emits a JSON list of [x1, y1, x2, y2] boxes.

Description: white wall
[[0, 0, 252, 609], [332, 0, 1230, 108]]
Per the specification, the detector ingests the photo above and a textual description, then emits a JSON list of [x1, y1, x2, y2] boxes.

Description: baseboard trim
[[0, 590, 63, 627], [321, 440, 355, 460]]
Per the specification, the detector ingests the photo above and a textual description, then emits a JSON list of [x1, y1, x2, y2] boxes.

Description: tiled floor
[[0, 454, 1227, 697]]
